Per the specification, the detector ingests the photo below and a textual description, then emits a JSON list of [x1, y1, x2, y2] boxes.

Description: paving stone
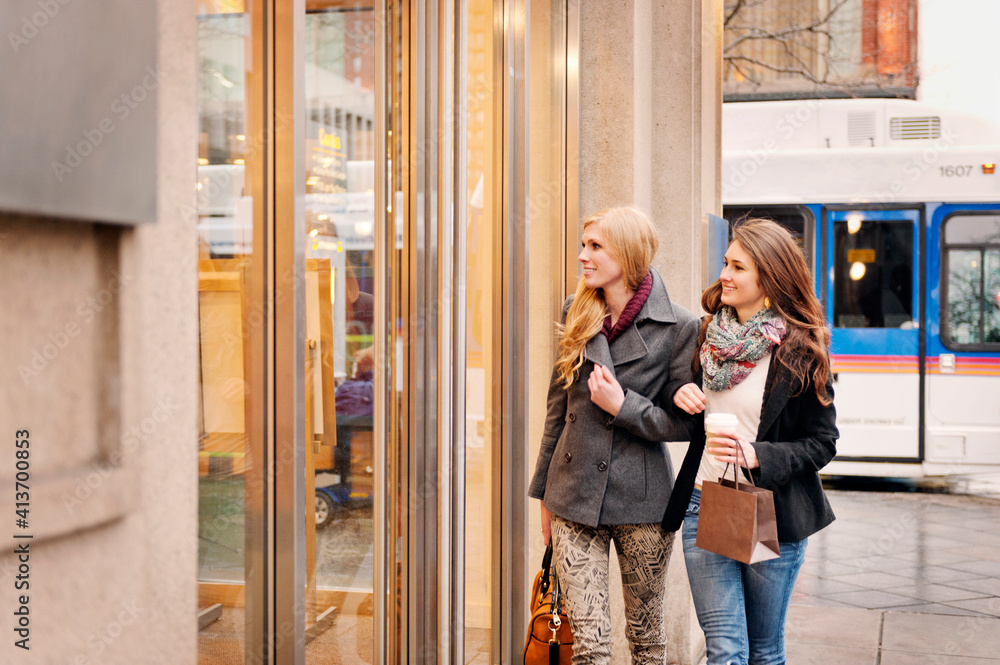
[[902, 566, 985, 585], [785, 606, 881, 646], [886, 603, 987, 617], [820, 589, 925, 610], [824, 571, 917, 589], [882, 583, 992, 603], [943, 597, 1000, 617], [881, 612, 1000, 658], [943, 560, 1000, 577], [948, 545, 1000, 562], [891, 549, 980, 566], [793, 576, 867, 595], [881, 653, 1000, 665], [943, 578, 1000, 596], [802, 559, 871, 577], [791, 595, 868, 609], [784, 642, 878, 665]]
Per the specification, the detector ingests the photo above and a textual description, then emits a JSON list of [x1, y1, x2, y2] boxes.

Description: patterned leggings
[[550, 515, 675, 665]]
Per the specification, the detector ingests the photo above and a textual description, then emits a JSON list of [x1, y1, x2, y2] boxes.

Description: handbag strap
[[542, 543, 565, 620], [539, 544, 553, 596]]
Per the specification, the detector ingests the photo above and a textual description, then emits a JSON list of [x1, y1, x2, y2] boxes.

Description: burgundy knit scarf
[[602, 271, 653, 343]]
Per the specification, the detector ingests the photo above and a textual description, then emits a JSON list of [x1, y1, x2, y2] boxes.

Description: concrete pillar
[[578, 1, 721, 663], [579, 0, 721, 310], [0, 2, 197, 663]]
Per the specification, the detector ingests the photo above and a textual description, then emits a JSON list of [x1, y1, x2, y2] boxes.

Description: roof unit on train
[[723, 98, 1000, 152]]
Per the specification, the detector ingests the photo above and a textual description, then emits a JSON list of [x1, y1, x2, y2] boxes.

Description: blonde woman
[[529, 207, 700, 664]]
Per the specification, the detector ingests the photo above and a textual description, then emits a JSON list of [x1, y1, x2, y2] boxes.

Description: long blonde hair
[[554, 207, 659, 388]]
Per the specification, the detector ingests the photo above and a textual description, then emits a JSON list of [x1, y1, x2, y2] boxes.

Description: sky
[[918, 0, 1000, 132]]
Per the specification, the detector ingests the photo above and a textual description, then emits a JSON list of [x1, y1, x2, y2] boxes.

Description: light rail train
[[722, 98, 1000, 478]]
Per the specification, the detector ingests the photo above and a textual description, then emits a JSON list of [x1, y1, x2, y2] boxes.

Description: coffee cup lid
[[705, 412, 738, 428]]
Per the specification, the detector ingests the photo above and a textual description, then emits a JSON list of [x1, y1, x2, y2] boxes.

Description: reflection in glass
[[946, 248, 1000, 346], [833, 219, 913, 329], [947, 249, 983, 345], [303, 3, 376, 662], [987, 250, 1000, 343], [943, 215, 1000, 346], [465, 0, 495, 661], [196, 4, 256, 663]]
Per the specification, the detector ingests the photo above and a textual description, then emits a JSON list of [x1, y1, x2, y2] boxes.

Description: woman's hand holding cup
[[705, 413, 759, 469]]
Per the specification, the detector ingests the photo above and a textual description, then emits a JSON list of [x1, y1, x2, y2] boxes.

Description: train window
[[944, 214, 1000, 244], [989, 251, 1000, 343], [722, 206, 813, 268], [943, 214, 1000, 348], [833, 219, 914, 329]]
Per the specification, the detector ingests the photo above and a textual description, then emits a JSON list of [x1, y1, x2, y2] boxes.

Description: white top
[[695, 351, 772, 487]]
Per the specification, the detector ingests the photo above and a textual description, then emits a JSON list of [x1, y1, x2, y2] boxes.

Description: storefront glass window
[[302, 3, 377, 662], [465, 0, 495, 659], [196, 1, 261, 661]]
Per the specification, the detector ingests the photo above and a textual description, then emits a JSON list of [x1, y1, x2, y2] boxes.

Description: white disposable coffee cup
[[705, 413, 738, 452]]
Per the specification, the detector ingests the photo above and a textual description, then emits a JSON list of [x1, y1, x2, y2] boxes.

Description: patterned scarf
[[602, 271, 653, 343], [700, 306, 787, 392]]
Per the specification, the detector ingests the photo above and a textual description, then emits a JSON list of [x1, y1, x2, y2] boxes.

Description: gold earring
[[764, 296, 771, 309]]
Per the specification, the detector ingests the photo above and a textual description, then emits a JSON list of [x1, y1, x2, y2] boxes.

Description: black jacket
[[662, 353, 839, 542]]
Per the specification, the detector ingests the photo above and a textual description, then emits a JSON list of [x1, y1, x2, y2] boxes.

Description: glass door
[[299, 3, 379, 661], [193, 1, 534, 661], [464, 0, 499, 660], [825, 207, 922, 461], [196, 1, 268, 662], [294, 2, 495, 661]]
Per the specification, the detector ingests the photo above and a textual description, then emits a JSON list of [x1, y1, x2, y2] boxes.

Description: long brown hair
[[696, 219, 833, 405], [554, 207, 658, 388]]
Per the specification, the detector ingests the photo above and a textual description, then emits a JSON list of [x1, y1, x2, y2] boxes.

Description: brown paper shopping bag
[[696, 455, 780, 564]]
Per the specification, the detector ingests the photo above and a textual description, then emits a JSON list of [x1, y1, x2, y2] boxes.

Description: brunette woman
[[663, 218, 839, 665], [529, 206, 701, 664]]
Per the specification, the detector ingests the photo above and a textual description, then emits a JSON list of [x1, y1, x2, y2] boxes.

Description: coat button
[[603, 420, 613, 430], [564, 452, 572, 462], [597, 461, 608, 471], [568, 413, 576, 422]]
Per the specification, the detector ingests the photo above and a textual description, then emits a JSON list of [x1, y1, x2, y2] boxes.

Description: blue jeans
[[682, 489, 807, 665]]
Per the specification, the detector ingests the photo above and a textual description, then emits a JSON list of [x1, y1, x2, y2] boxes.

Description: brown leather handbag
[[524, 544, 573, 665]]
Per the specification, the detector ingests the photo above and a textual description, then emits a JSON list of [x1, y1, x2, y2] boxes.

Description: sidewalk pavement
[[785, 489, 1000, 664], [786, 605, 1000, 664]]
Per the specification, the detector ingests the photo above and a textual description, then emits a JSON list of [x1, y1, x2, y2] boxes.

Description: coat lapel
[[756, 357, 792, 438], [585, 333, 615, 376], [584, 269, 677, 373], [609, 324, 648, 365], [640, 269, 677, 325]]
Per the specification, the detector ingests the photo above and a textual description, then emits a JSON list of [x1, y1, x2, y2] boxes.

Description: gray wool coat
[[528, 269, 701, 527]]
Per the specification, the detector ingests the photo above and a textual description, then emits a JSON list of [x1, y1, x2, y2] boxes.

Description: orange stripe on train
[[927, 355, 1000, 375], [832, 355, 1000, 375], [830, 355, 918, 373]]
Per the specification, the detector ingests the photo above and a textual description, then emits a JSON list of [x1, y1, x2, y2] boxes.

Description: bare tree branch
[[724, 0, 748, 27], [726, 55, 827, 84], [725, 0, 850, 52], [723, 0, 913, 93]]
